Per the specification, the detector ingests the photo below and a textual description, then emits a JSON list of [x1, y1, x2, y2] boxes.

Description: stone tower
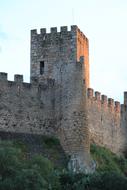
[[30, 25, 92, 172], [30, 25, 89, 87]]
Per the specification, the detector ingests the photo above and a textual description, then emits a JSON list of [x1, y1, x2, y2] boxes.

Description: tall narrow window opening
[[40, 61, 44, 75]]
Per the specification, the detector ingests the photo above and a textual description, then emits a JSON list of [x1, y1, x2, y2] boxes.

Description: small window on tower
[[40, 61, 44, 75]]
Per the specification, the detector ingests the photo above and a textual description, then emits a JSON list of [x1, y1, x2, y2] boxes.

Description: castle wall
[[87, 88, 127, 155], [0, 73, 56, 135], [120, 93, 127, 155], [0, 70, 92, 172], [0, 71, 127, 157]]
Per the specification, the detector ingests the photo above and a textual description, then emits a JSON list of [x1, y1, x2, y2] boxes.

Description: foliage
[[88, 171, 127, 190], [90, 144, 127, 174], [42, 136, 68, 168], [1, 141, 127, 189], [0, 140, 60, 190], [13, 139, 28, 153], [42, 136, 60, 148], [114, 156, 127, 175], [59, 172, 86, 190], [29, 155, 60, 189], [59, 171, 127, 190]]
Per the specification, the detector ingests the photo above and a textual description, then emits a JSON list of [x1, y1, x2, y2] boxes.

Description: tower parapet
[[115, 101, 120, 112], [95, 91, 101, 100], [30, 25, 89, 88], [101, 95, 107, 105], [87, 88, 121, 113], [124, 92, 127, 106], [87, 88, 94, 99], [0, 72, 8, 81], [108, 98, 114, 110], [14, 75, 23, 83]]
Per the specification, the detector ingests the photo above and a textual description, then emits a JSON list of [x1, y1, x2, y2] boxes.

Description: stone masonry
[[0, 25, 127, 172]]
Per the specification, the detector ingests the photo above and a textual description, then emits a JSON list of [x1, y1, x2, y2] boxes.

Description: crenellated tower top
[[30, 25, 90, 87]]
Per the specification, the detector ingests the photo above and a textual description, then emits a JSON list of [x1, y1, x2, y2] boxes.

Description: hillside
[[0, 134, 127, 189]]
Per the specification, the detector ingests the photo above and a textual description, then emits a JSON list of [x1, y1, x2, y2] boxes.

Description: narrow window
[[40, 61, 44, 75]]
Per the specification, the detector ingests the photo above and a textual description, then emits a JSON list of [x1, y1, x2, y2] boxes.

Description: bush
[[0, 142, 22, 179], [59, 171, 127, 190], [43, 136, 60, 148], [14, 169, 47, 190], [90, 144, 127, 174], [0, 141, 60, 190], [29, 155, 60, 189], [115, 156, 127, 175], [89, 171, 127, 190], [59, 172, 88, 190], [1, 141, 127, 190]]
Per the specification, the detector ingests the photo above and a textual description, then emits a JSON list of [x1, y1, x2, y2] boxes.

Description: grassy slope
[[1, 140, 127, 189], [1, 136, 127, 175], [2, 136, 68, 170], [90, 144, 127, 175]]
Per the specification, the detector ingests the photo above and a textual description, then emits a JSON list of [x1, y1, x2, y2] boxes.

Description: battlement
[[95, 91, 101, 100], [31, 25, 88, 41], [31, 25, 77, 36], [120, 91, 127, 112], [101, 95, 107, 104], [31, 25, 79, 34], [0, 73, 24, 83], [0, 73, 56, 90], [14, 75, 23, 82], [0, 72, 8, 81], [87, 88, 121, 113], [124, 91, 127, 105], [31, 25, 89, 87]]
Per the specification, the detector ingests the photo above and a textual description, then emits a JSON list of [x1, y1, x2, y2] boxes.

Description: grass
[[10, 136, 67, 169], [90, 144, 127, 175], [2, 138, 127, 175], [13, 140, 28, 152]]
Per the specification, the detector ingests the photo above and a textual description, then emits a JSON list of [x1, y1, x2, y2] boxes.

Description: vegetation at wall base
[[90, 143, 127, 175], [0, 139, 127, 189]]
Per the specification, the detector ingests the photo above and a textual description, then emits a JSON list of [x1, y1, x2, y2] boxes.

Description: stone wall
[[120, 92, 127, 155], [0, 71, 92, 172], [87, 88, 127, 155], [0, 73, 56, 135], [0, 72, 127, 157]]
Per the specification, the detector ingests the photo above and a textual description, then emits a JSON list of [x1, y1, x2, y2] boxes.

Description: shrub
[[89, 171, 127, 190], [0, 141, 60, 190], [90, 144, 126, 173], [43, 136, 60, 148], [59, 171, 127, 190]]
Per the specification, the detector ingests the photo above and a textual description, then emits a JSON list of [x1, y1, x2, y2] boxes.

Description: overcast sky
[[0, 0, 127, 102]]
